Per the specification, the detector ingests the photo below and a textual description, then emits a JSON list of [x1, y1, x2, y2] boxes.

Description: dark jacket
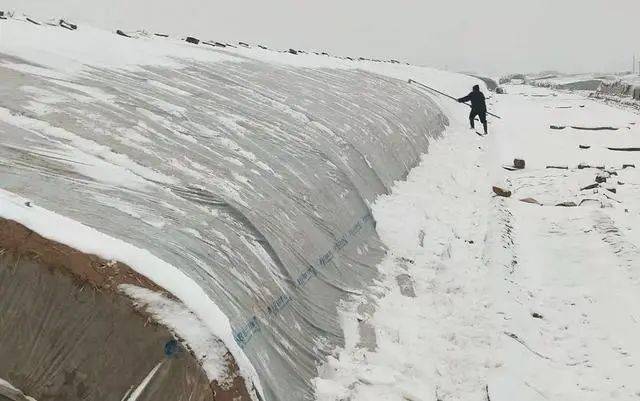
[[458, 88, 487, 112]]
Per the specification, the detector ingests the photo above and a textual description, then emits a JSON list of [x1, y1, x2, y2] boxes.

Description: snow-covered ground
[[316, 85, 640, 401]]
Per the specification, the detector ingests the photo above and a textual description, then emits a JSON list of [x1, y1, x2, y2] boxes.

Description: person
[[458, 85, 488, 134]]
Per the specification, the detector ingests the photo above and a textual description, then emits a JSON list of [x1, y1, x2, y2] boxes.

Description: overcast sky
[[4, 0, 640, 75]]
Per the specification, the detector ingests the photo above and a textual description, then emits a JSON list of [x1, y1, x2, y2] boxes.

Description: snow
[[0, 107, 177, 188], [120, 285, 229, 379], [0, 188, 262, 394], [530, 73, 611, 85], [315, 84, 640, 400], [0, 18, 237, 74], [315, 113, 494, 401], [487, 85, 640, 401]]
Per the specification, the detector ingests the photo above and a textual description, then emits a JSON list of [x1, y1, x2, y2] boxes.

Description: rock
[[496, 87, 506, 94], [116, 30, 131, 38], [606, 188, 617, 194], [493, 186, 512, 198], [185, 36, 200, 44], [595, 175, 607, 183], [238, 41, 249, 47], [513, 159, 526, 169], [623, 164, 636, 169], [398, 257, 415, 265], [578, 163, 590, 169], [288, 49, 298, 55], [520, 197, 541, 205], [550, 125, 566, 130], [618, 181, 625, 185], [258, 45, 268, 50], [579, 145, 591, 149], [59, 19, 77, 30], [580, 183, 599, 191], [556, 201, 577, 207], [546, 165, 568, 170], [154, 33, 169, 37], [214, 42, 227, 47], [532, 312, 544, 319]]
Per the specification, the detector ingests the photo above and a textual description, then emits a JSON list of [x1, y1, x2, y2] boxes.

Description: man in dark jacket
[[458, 85, 488, 135]]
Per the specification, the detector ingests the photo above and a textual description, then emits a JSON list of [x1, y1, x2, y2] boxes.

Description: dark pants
[[469, 109, 488, 134]]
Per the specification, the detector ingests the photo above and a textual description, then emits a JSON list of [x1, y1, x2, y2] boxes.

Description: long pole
[[408, 78, 502, 119]]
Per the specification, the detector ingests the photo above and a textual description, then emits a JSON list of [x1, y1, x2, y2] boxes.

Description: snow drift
[[0, 15, 481, 401]]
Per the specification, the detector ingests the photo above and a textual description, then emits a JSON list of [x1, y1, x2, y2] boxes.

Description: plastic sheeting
[[0, 239, 214, 401], [0, 53, 447, 400]]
